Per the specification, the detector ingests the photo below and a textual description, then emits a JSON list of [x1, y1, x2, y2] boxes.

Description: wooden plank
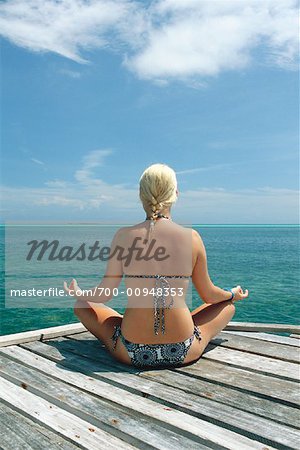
[[63, 334, 300, 407], [16, 337, 300, 446], [0, 402, 81, 450], [0, 354, 208, 450], [1, 321, 298, 348], [202, 344, 299, 380], [0, 322, 300, 347], [65, 331, 99, 341], [211, 331, 299, 363], [18, 339, 300, 447], [180, 357, 299, 404], [0, 345, 277, 450], [0, 323, 86, 347], [58, 336, 300, 428], [1, 322, 298, 347], [290, 334, 300, 339], [62, 336, 300, 406], [222, 331, 300, 347], [225, 322, 300, 333], [140, 368, 300, 429], [68, 328, 300, 350], [0, 377, 136, 450]]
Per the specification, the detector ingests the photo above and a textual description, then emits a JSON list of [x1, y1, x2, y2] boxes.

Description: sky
[[0, 0, 299, 224]]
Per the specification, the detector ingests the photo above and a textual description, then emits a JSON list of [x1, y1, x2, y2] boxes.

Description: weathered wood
[[0, 402, 81, 450], [1, 322, 300, 450], [0, 345, 276, 450], [0, 353, 208, 450], [15, 336, 300, 445], [60, 335, 300, 407], [222, 331, 300, 347], [202, 344, 299, 380], [0, 377, 136, 450], [0, 323, 86, 347], [17, 338, 300, 447], [1, 322, 299, 348], [68, 329, 300, 350], [211, 331, 299, 363], [225, 322, 300, 333], [140, 369, 300, 429], [66, 331, 99, 341], [290, 334, 300, 339]]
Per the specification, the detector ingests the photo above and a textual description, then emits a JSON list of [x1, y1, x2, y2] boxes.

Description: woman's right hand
[[231, 285, 249, 301]]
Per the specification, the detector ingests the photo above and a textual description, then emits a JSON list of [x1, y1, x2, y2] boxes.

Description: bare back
[[112, 219, 195, 343]]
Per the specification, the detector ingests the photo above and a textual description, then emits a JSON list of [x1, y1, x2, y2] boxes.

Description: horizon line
[[0, 223, 299, 226]]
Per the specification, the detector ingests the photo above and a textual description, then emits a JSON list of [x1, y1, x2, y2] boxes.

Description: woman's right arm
[[191, 229, 248, 304]]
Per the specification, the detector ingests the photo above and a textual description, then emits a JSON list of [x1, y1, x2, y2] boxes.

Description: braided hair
[[149, 199, 163, 222], [139, 163, 177, 238]]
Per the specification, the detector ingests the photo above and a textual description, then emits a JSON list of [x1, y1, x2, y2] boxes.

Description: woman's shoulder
[[190, 228, 206, 255], [112, 223, 144, 240], [174, 224, 202, 237], [191, 227, 201, 237], [113, 222, 202, 239], [115, 222, 145, 234]]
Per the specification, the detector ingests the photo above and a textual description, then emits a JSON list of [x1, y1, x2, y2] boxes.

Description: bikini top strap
[[125, 274, 190, 335], [124, 274, 190, 335]]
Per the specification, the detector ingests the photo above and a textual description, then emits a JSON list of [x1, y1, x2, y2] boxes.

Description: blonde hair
[[139, 163, 178, 222]]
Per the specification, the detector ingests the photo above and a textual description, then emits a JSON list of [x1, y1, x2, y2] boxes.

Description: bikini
[[111, 274, 202, 368]]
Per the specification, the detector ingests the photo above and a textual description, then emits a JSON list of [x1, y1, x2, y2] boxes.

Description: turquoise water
[[0, 225, 299, 335]]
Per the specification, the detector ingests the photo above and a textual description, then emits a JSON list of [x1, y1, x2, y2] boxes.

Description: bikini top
[[124, 274, 190, 335]]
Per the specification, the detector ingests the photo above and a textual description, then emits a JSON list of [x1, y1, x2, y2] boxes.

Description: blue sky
[[0, 0, 299, 224]]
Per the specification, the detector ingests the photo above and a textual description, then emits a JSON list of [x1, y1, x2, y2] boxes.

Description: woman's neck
[[146, 209, 172, 220], [159, 209, 171, 219]]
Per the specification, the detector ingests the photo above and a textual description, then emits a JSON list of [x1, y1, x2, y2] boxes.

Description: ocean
[[0, 225, 299, 336]]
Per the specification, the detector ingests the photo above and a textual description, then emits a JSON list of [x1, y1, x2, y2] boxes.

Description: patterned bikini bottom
[[111, 324, 202, 369]]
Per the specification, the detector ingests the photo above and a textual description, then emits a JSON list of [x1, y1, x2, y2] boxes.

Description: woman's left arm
[[64, 229, 124, 303]]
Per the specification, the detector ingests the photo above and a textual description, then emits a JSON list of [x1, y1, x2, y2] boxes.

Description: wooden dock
[[0, 322, 299, 450]]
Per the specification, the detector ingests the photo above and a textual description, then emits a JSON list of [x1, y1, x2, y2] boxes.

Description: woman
[[64, 163, 249, 369]]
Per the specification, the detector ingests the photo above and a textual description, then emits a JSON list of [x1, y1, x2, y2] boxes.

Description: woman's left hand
[[63, 278, 83, 298]]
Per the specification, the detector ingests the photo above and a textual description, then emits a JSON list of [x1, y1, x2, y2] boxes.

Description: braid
[[149, 201, 163, 222], [139, 163, 178, 232], [145, 200, 162, 242]]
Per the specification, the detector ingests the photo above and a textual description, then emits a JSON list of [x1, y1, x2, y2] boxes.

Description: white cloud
[[176, 164, 232, 175], [126, 0, 299, 80], [1, 149, 138, 218], [2, 182, 298, 223], [30, 157, 45, 165], [176, 186, 299, 224], [44, 180, 68, 188], [74, 148, 114, 184], [0, 0, 298, 83], [59, 68, 82, 78], [1, 149, 299, 223], [0, 0, 137, 62]]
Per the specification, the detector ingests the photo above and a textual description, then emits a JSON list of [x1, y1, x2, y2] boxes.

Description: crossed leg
[[191, 299, 236, 348], [73, 299, 236, 365], [180, 299, 236, 364], [73, 300, 131, 364]]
